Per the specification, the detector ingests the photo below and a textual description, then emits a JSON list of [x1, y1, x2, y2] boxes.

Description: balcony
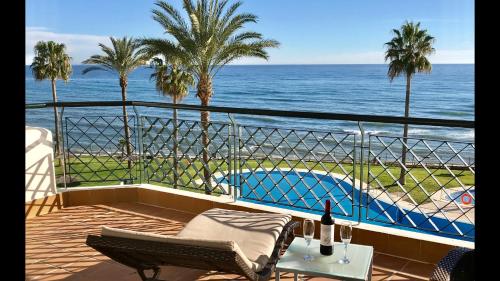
[[26, 101, 474, 280]]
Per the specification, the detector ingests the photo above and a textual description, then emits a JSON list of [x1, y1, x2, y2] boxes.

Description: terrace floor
[[26, 202, 436, 281]]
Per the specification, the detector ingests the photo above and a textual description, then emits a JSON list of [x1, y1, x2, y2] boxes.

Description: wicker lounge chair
[[429, 247, 474, 281], [86, 208, 300, 281]]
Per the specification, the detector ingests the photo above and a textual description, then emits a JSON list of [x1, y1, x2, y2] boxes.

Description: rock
[[56, 175, 77, 184]]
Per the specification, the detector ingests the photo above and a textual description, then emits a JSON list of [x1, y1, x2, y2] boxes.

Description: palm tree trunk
[[120, 77, 133, 173], [173, 96, 178, 189], [50, 79, 62, 167], [121, 140, 125, 159], [399, 74, 412, 185], [198, 74, 213, 194]]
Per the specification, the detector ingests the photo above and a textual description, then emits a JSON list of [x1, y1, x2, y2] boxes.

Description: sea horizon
[[26, 64, 474, 151]]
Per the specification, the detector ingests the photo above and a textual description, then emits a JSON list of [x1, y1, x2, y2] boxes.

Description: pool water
[[219, 170, 474, 242]]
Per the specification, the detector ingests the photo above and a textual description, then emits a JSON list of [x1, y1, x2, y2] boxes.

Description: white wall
[[25, 126, 57, 202]]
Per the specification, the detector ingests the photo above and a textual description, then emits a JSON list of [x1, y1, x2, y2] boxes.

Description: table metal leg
[[275, 269, 280, 281], [294, 273, 298, 281], [367, 255, 373, 281]]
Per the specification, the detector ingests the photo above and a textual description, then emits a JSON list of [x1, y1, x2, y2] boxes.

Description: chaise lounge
[[86, 208, 300, 281]]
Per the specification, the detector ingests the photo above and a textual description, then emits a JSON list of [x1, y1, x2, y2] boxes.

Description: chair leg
[[137, 267, 163, 281]]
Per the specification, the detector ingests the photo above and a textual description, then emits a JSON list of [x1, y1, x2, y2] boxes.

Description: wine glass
[[338, 222, 352, 264], [303, 219, 315, 261]]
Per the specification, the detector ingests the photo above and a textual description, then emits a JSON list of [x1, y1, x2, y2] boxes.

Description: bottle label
[[320, 224, 334, 246]]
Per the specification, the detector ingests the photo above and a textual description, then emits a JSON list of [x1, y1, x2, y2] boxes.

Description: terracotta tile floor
[[26, 203, 436, 280]]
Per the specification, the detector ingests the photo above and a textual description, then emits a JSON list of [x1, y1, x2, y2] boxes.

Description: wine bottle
[[320, 199, 334, 255]]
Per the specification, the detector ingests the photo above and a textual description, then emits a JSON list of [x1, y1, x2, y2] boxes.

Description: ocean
[[25, 64, 474, 161]]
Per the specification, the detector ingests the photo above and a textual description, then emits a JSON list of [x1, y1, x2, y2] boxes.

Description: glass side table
[[276, 237, 374, 281]]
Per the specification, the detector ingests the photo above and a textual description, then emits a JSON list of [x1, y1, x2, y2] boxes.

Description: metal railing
[[64, 115, 139, 185], [366, 134, 474, 238], [26, 101, 475, 240], [237, 124, 357, 217], [141, 116, 231, 194]]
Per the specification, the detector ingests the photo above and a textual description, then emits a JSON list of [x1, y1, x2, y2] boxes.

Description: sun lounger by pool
[[86, 208, 299, 281]]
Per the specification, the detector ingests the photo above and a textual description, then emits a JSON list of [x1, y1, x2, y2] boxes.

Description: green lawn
[[54, 156, 228, 195], [55, 155, 474, 204]]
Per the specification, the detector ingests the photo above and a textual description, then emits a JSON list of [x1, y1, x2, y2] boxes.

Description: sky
[[26, 0, 474, 65]]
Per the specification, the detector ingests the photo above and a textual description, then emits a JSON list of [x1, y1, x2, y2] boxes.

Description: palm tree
[[385, 21, 435, 185], [118, 138, 126, 159], [144, 0, 279, 194], [149, 55, 194, 189], [30, 41, 72, 162], [82, 37, 148, 171]]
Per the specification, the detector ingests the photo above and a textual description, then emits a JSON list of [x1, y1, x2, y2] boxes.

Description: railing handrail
[[26, 100, 475, 128]]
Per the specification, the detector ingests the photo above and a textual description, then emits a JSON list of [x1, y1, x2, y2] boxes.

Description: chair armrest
[[429, 247, 474, 281]]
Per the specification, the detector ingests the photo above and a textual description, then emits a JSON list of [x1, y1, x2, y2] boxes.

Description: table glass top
[[276, 238, 374, 280]]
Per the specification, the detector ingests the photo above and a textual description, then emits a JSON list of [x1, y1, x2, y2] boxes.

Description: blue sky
[[26, 0, 474, 65]]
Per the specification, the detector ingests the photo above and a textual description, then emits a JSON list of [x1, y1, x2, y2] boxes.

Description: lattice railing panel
[[64, 115, 138, 184], [141, 116, 231, 195], [238, 125, 357, 217], [367, 134, 475, 238]]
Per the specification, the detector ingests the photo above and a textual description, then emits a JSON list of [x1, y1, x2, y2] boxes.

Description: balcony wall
[[25, 126, 63, 218], [55, 185, 472, 264]]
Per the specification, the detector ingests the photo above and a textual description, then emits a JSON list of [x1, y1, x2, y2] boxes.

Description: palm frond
[[149, 56, 194, 101], [81, 65, 108, 75], [30, 40, 73, 82], [154, 1, 189, 30], [149, 0, 278, 90], [82, 36, 147, 78], [385, 21, 435, 81]]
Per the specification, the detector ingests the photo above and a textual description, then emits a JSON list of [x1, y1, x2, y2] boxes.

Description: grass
[[55, 155, 474, 204], [54, 156, 228, 195]]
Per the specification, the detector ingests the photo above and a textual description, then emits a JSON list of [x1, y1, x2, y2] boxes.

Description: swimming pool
[[219, 170, 474, 241]]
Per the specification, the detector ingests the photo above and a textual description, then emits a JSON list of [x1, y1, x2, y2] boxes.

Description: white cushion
[[176, 208, 292, 272]]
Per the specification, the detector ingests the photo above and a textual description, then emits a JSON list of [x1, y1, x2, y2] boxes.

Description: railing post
[[238, 126, 243, 199], [352, 131, 357, 220], [357, 122, 365, 223], [228, 114, 238, 201], [234, 118, 240, 200], [227, 118, 232, 197], [59, 106, 68, 191], [142, 117, 151, 184], [172, 117, 178, 189], [132, 106, 143, 184]]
